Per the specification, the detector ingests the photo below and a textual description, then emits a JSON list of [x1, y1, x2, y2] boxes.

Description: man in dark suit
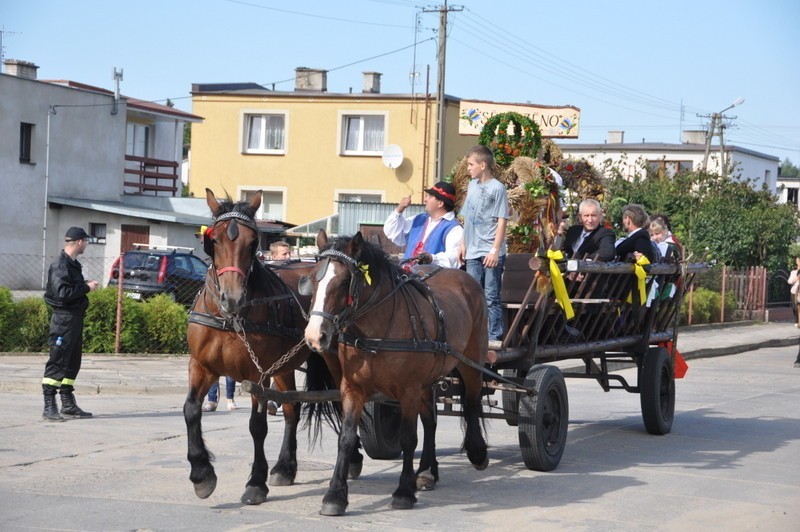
[[615, 203, 658, 263], [556, 198, 616, 261]]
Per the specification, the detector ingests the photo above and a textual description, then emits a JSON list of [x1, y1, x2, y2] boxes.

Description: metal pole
[[42, 106, 55, 289], [719, 119, 726, 176], [434, 1, 447, 181], [701, 113, 716, 172]]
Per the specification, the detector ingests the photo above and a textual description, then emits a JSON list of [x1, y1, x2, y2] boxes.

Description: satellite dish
[[382, 144, 404, 169]]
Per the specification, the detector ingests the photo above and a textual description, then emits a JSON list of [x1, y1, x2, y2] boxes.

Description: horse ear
[[206, 188, 220, 216], [249, 191, 262, 211], [316, 229, 328, 249], [350, 232, 364, 258]]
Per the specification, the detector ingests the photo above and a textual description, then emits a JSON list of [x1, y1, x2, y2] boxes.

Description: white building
[[558, 130, 779, 192], [0, 59, 206, 289]]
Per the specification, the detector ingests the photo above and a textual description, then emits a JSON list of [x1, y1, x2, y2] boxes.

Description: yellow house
[[189, 69, 474, 227]]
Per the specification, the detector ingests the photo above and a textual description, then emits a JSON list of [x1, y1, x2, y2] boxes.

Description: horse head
[[205, 188, 262, 317], [303, 230, 380, 352]]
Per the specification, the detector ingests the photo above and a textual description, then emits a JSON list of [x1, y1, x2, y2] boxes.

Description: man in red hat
[[383, 181, 462, 268]]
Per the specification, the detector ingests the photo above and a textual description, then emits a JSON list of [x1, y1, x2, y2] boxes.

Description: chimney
[[682, 130, 706, 144], [4, 59, 39, 80], [362, 71, 382, 94], [607, 130, 624, 144], [294, 67, 327, 92]]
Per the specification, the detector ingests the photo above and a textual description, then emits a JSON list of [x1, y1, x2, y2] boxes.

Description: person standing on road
[[383, 181, 463, 268], [787, 256, 800, 329], [41, 227, 99, 422]]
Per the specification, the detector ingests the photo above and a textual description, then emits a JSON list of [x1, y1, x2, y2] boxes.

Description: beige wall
[[189, 93, 476, 225]]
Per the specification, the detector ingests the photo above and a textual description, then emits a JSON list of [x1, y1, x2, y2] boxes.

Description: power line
[[222, 0, 411, 29]]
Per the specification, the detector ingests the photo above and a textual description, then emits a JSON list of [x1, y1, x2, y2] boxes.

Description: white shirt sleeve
[[383, 211, 413, 247], [431, 225, 464, 269]]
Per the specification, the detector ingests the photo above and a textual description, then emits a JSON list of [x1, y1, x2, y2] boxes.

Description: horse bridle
[[211, 211, 260, 281]]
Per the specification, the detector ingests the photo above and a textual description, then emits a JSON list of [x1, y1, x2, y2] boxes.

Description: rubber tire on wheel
[[501, 369, 524, 426], [360, 401, 402, 459], [518, 364, 569, 471], [640, 346, 675, 435]]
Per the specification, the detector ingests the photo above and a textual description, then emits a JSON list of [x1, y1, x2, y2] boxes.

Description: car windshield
[[123, 253, 164, 271]]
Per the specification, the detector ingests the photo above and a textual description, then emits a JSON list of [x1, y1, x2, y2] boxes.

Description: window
[[647, 160, 692, 178], [244, 113, 286, 154], [338, 192, 382, 203], [89, 223, 107, 245], [241, 189, 286, 221], [126, 123, 150, 157], [787, 188, 799, 206], [340, 113, 386, 155], [19, 122, 33, 163]]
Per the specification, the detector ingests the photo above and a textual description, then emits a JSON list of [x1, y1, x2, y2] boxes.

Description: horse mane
[[325, 234, 400, 282]]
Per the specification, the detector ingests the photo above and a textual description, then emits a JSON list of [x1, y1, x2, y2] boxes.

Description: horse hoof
[[473, 454, 489, 471], [347, 460, 363, 480], [193, 475, 217, 499], [319, 502, 346, 516], [269, 472, 295, 487], [390, 496, 416, 510], [416, 471, 437, 491], [241, 485, 268, 505]]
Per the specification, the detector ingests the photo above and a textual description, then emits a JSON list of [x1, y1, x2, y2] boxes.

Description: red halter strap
[[217, 266, 247, 277]]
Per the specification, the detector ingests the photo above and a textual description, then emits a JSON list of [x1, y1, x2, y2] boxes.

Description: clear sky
[[3, 0, 799, 166]]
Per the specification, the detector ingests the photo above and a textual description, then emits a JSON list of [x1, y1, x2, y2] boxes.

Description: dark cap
[[425, 181, 457, 211], [64, 226, 90, 242]]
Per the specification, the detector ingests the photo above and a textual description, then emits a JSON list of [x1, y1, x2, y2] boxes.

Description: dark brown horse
[[184, 189, 347, 505], [302, 231, 489, 516]]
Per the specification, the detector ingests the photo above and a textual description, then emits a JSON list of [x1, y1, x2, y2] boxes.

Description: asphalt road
[[1, 345, 798, 531]]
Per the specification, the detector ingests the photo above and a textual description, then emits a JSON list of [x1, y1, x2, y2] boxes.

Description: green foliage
[[604, 168, 800, 269], [680, 287, 736, 325], [781, 158, 800, 178], [789, 243, 800, 267], [11, 297, 50, 352], [0, 287, 14, 347], [83, 288, 147, 353], [139, 294, 189, 353]]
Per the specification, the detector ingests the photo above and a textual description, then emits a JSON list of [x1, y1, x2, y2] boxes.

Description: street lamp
[[702, 97, 745, 173]]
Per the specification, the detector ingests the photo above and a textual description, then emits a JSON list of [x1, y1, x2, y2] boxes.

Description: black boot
[[42, 385, 65, 422], [60, 385, 92, 418]]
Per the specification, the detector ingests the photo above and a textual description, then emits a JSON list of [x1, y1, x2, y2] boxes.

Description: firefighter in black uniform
[[41, 227, 99, 421]]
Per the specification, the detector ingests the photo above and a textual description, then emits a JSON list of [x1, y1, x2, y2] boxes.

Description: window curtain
[[363, 115, 384, 151], [264, 115, 284, 150], [247, 115, 263, 150]]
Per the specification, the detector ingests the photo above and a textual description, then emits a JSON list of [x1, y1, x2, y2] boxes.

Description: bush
[[10, 297, 51, 352], [0, 286, 15, 347], [140, 294, 189, 354], [680, 287, 737, 325], [84, 287, 147, 353]]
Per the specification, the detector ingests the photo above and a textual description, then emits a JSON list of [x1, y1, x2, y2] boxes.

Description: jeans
[[466, 255, 505, 341], [207, 376, 236, 403]]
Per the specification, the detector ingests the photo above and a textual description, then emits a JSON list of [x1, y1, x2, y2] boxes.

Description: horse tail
[[302, 351, 342, 446]]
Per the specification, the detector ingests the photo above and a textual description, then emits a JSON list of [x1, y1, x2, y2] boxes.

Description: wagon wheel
[[360, 400, 402, 459], [640, 346, 675, 435], [501, 369, 525, 426], [518, 364, 569, 471]]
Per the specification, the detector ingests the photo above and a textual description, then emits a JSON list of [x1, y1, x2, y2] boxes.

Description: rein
[[312, 249, 449, 353]]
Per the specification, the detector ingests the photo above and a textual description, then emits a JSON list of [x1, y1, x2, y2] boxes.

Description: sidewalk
[[0, 322, 797, 396]]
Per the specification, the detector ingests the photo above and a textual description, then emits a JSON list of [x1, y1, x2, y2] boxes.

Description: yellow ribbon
[[626, 255, 650, 304], [357, 263, 372, 286], [546, 249, 574, 320]]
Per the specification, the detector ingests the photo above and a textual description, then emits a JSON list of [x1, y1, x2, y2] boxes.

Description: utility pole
[[698, 97, 744, 175], [111, 68, 124, 115], [423, 1, 463, 181]]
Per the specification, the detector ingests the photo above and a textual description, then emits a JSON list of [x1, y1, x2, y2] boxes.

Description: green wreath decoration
[[478, 112, 542, 167]]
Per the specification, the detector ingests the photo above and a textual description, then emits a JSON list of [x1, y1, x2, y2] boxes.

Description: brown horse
[[302, 231, 489, 516], [184, 189, 348, 505]]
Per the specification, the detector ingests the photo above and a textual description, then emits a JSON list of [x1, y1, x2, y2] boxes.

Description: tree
[[603, 168, 799, 271], [780, 158, 800, 177]]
